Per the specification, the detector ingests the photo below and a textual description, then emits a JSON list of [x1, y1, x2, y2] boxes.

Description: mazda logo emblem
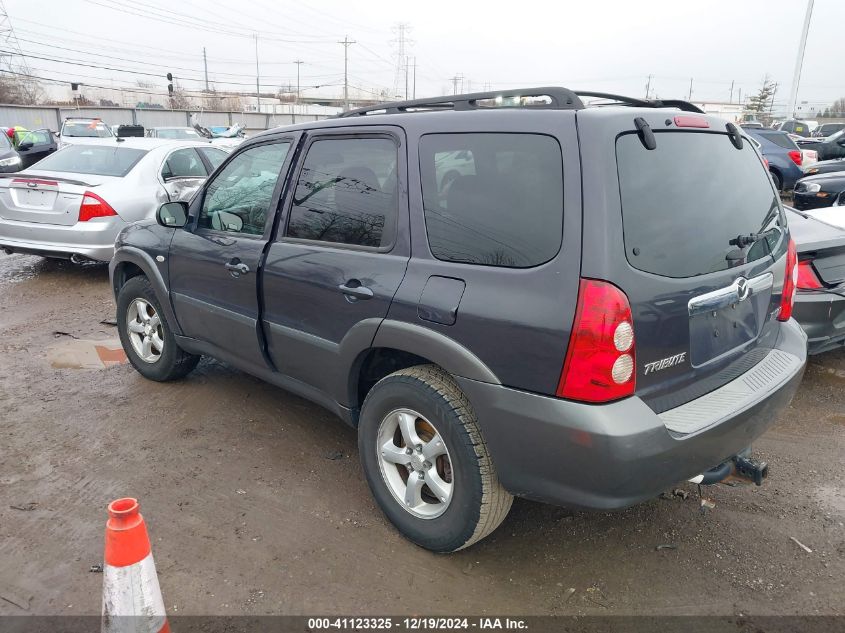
[[736, 277, 750, 302]]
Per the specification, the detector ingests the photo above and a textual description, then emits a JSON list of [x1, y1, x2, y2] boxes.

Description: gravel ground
[[0, 253, 843, 616]]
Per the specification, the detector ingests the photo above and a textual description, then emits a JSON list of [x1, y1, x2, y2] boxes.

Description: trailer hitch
[[690, 453, 769, 487]]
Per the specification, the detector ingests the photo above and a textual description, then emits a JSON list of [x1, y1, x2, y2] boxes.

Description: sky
[[4, 0, 843, 115]]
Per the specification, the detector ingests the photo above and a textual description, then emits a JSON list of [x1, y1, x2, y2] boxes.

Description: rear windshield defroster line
[[616, 130, 783, 279]]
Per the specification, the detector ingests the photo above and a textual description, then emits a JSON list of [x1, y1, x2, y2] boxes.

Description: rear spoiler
[[0, 174, 99, 187]]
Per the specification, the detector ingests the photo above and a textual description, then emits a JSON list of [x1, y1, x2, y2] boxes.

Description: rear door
[[261, 128, 410, 399], [168, 137, 297, 371], [580, 112, 790, 413]]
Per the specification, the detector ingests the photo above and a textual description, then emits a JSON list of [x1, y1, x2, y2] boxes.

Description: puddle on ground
[[48, 337, 128, 369]]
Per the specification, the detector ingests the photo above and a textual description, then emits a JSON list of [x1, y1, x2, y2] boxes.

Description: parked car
[[795, 129, 845, 162], [147, 127, 205, 141], [0, 128, 22, 173], [13, 128, 57, 169], [803, 157, 845, 176], [793, 171, 845, 212], [109, 88, 806, 552], [811, 122, 845, 138], [787, 207, 845, 354], [59, 117, 115, 147], [0, 138, 228, 262], [743, 128, 804, 190], [777, 119, 813, 137]]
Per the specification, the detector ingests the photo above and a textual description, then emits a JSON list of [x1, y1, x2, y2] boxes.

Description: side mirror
[[156, 201, 189, 228], [17, 141, 33, 151]]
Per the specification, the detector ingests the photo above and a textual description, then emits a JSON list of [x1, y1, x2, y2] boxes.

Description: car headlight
[[0, 155, 21, 167], [803, 183, 821, 194], [804, 167, 819, 175]]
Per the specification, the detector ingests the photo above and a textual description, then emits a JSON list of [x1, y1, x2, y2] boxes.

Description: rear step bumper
[[456, 318, 807, 510]]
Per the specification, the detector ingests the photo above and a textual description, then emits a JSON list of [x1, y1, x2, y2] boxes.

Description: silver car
[[0, 138, 228, 262]]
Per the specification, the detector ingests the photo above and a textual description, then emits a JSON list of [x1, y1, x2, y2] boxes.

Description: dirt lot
[[0, 253, 843, 617]]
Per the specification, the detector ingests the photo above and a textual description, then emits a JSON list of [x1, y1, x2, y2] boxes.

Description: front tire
[[358, 365, 512, 552], [116, 276, 200, 381]]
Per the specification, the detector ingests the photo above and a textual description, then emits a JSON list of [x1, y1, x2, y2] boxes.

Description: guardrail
[[0, 104, 329, 134]]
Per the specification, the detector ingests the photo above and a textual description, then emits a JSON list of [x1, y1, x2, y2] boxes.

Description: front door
[[262, 130, 410, 402], [168, 138, 296, 371]]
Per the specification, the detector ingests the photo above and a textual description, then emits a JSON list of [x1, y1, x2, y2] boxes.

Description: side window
[[286, 137, 398, 248], [198, 142, 290, 236], [419, 133, 563, 268], [16, 130, 51, 146], [199, 147, 228, 171], [162, 148, 206, 180]]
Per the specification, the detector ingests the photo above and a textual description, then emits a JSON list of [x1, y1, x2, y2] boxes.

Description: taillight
[[557, 278, 636, 403], [796, 260, 822, 290], [778, 239, 798, 321], [788, 150, 802, 167], [78, 191, 118, 222], [763, 157, 770, 169]]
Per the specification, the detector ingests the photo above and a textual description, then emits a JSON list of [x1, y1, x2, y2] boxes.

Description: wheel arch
[[109, 246, 183, 336], [345, 319, 501, 419]]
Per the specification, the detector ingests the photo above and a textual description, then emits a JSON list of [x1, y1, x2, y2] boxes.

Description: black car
[[796, 128, 845, 161], [793, 171, 845, 210], [13, 129, 58, 169], [0, 129, 22, 172], [787, 207, 845, 354], [803, 157, 845, 176], [109, 87, 806, 552]]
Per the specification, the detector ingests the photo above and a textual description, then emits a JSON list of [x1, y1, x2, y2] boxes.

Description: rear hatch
[[0, 144, 146, 225], [582, 111, 790, 414]]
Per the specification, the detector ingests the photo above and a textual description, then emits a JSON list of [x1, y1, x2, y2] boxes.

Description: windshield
[[617, 131, 782, 278], [32, 145, 147, 177], [62, 121, 113, 138], [156, 128, 200, 139]]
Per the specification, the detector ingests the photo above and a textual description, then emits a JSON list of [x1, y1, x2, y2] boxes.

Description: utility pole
[[645, 74, 653, 99], [687, 77, 693, 101], [254, 34, 260, 112], [203, 47, 209, 91], [392, 23, 410, 99], [412, 57, 417, 99], [450, 75, 461, 95], [338, 35, 356, 111], [404, 56, 409, 100], [729, 79, 734, 103], [787, 0, 814, 119], [293, 59, 304, 104]]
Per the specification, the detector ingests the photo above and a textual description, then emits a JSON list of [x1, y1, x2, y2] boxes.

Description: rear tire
[[770, 169, 783, 191], [117, 276, 200, 381], [358, 365, 512, 552]]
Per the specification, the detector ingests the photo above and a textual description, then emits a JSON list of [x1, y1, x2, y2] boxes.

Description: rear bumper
[[793, 288, 845, 354], [0, 215, 125, 261], [457, 318, 807, 510]]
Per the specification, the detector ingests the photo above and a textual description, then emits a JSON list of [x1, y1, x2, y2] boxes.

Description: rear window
[[757, 131, 798, 149], [62, 121, 112, 138], [617, 131, 782, 278], [419, 133, 563, 268], [156, 128, 201, 139], [32, 145, 147, 177]]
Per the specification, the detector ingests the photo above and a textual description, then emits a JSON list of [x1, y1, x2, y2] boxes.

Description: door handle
[[225, 261, 250, 276], [338, 280, 374, 300]]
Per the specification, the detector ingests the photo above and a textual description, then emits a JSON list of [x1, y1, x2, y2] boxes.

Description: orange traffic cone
[[101, 498, 169, 633]]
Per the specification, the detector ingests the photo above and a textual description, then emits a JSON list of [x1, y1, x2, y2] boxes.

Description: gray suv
[[110, 88, 807, 552]]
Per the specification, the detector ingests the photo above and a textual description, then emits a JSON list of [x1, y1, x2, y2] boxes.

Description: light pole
[[787, 0, 814, 120]]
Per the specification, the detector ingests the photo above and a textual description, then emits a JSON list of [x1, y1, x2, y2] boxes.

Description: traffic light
[[166, 73, 173, 95]]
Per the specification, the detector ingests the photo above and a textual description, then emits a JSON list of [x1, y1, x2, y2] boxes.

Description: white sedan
[[0, 138, 228, 262]]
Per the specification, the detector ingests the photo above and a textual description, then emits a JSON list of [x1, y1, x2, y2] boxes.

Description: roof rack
[[337, 87, 584, 117], [337, 86, 705, 118], [575, 91, 704, 114]]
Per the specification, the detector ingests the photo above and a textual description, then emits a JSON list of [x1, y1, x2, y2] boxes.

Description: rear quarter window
[[617, 131, 782, 278], [419, 133, 563, 268], [758, 132, 799, 150]]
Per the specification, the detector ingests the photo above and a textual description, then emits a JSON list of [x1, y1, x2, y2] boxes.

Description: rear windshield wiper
[[729, 233, 765, 248]]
